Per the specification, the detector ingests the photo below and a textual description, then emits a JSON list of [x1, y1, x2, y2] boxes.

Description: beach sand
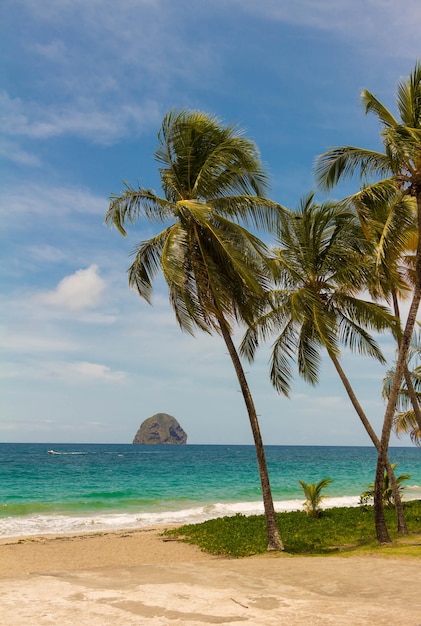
[[1, 528, 420, 625]]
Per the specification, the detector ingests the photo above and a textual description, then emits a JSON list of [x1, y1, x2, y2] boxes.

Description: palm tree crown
[[106, 110, 283, 335], [314, 61, 421, 198], [241, 194, 398, 396]]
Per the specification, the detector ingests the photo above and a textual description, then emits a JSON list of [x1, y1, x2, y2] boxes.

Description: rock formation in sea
[[132, 413, 188, 445]]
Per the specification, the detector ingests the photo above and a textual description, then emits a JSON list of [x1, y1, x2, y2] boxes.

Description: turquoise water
[[1, 443, 420, 538]]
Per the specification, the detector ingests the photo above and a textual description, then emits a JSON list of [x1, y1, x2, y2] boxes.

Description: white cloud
[[65, 361, 126, 382], [35, 264, 105, 311]]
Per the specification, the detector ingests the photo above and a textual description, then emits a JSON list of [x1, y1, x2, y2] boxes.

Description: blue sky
[[1, 0, 420, 445]]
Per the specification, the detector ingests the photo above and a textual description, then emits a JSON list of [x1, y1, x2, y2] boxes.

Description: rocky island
[[132, 413, 187, 445]]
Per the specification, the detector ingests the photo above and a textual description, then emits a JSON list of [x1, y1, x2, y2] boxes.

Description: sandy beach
[[1, 528, 421, 625]]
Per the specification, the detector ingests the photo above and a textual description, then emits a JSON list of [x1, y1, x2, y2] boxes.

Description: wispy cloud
[[230, 0, 421, 59], [0, 332, 80, 354], [27, 245, 68, 264], [0, 91, 162, 144], [0, 137, 41, 166], [1, 1, 218, 147], [1, 359, 126, 383], [0, 183, 106, 219]]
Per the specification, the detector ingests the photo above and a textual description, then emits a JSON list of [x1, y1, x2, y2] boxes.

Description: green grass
[[163, 500, 421, 557]]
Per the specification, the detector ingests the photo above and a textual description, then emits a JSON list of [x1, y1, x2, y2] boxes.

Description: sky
[[1, 0, 420, 446]]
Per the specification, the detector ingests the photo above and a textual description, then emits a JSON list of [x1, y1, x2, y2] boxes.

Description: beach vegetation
[[164, 500, 421, 557], [105, 109, 286, 551], [315, 61, 421, 544], [360, 463, 411, 508], [298, 477, 333, 517]]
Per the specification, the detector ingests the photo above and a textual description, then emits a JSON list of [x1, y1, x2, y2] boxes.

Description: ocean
[[1, 443, 420, 540]]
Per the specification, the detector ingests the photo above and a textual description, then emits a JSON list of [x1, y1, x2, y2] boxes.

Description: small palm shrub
[[298, 478, 333, 518], [360, 463, 410, 508]]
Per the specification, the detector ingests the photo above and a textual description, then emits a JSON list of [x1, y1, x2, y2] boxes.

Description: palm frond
[[270, 320, 299, 396], [361, 89, 398, 127], [345, 179, 401, 213], [297, 322, 323, 385], [396, 61, 421, 128], [128, 226, 173, 302], [106, 184, 174, 235], [208, 195, 287, 233], [393, 410, 421, 446], [315, 147, 392, 191]]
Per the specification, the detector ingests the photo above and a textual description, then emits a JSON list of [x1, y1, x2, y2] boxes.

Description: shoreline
[[0, 495, 364, 541], [1, 526, 420, 625], [3, 492, 421, 542]]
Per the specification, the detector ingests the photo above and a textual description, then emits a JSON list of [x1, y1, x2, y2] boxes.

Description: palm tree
[[315, 62, 421, 543], [354, 191, 421, 437], [298, 478, 333, 518], [240, 194, 407, 531], [105, 109, 285, 551]]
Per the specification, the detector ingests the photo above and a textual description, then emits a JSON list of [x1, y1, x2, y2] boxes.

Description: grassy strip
[[163, 500, 421, 557]]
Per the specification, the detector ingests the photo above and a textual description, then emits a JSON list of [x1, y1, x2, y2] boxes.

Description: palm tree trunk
[[329, 352, 408, 533], [392, 290, 421, 433], [374, 192, 421, 543], [218, 317, 284, 551], [403, 369, 421, 431]]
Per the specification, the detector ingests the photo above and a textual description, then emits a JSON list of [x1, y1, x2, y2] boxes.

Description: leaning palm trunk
[[329, 352, 408, 533], [403, 368, 421, 432], [374, 195, 421, 543], [219, 317, 283, 551], [392, 290, 421, 433]]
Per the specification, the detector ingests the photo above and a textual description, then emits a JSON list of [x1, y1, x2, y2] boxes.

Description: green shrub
[[163, 500, 421, 557]]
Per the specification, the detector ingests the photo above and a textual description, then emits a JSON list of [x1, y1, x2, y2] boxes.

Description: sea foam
[[0, 495, 363, 540]]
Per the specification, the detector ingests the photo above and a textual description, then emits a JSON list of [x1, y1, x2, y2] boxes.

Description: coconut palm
[[354, 191, 421, 436], [315, 62, 421, 543], [241, 194, 398, 394], [105, 109, 285, 551], [240, 194, 407, 531], [298, 478, 333, 518]]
